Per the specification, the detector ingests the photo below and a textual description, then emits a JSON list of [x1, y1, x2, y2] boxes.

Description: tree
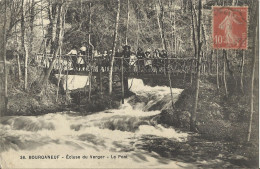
[[190, 0, 202, 132], [223, 50, 228, 96], [21, 0, 29, 90], [108, 0, 121, 95], [190, 0, 197, 57], [240, 50, 244, 94], [247, 3, 258, 142], [88, 2, 93, 101], [0, 0, 8, 116], [156, 0, 167, 50], [55, 4, 66, 102], [28, 0, 35, 57], [216, 50, 219, 90], [41, 0, 66, 91], [125, 0, 129, 45]]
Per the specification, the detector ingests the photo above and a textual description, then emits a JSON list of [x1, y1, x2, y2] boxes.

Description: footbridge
[[36, 53, 213, 76]]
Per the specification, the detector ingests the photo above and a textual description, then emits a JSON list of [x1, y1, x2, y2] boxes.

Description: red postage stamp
[[213, 6, 248, 49]]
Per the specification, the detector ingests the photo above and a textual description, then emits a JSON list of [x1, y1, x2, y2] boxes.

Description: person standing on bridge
[[102, 50, 109, 72], [122, 45, 131, 72], [115, 49, 122, 71], [67, 46, 78, 71], [79, 42, 87, 55], [77, 52, 85, 71], [153, 49, 161, 73], [144, 49, 152, 72], [160, 50, 168, 73], [129, 52, 137, 73], [79, 42, 88, 70], [136, 47, 145, 72]]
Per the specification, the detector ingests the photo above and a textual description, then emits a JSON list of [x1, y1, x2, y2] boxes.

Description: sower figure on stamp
[[213, 7, 247, 49], [219, 10, 242, 46]]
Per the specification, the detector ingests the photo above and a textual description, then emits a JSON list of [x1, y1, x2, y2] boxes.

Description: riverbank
[[7, 85, 129, 116], [5, 65, 128, 116], [155, 76, 259, 167]]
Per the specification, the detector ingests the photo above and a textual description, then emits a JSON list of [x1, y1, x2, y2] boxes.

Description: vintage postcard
[[0, 0, 258, 168]]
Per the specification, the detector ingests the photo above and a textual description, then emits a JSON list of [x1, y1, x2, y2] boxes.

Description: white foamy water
[[0, 79, 191, 168], [54, 74, 89, 91]]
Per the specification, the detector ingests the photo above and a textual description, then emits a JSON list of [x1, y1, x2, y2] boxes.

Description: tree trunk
[[173, 2, 177, 57], [157, 0, 174, 109], [21, 0, 28, 91], [46, 1, 57, 53], [189, 0, 197, 84], [156, 1, 163, 49], [209, 50, 213, 75], [21, 0, 25, 54], [216, 49, 219, 90], [159, 0, 167, 50], [29, 0, 35, 57], [125, 0, 129, 45], [158, 0, 168, 75], [41, 0, 45, 37], [1, 0, 8, 116], [56, 49, 62, 102], [223, 50, 228, 96], [169, 1, 174, 54], [108, 0, 120, 95], [15, 25, 21, 82], [56, 10, 65, 102], [17, 54, 21, 81], [41, 2, 64, 91], [157, 0, 167, 50], [190, 0, 197, 57], [136, 11, 140, 47], [190, 0, 202, 132], [121, 56, 124, 104], [24, 45, 29, 91], [225, 50, 237, 90], [247, 11, 258, 142], [79, 0, 83, 29], [66, 56, 69, 101], [99, 60, 103, 96], [88, 2, 93, 101], [240, 50, 245, 94], [40, 0, 47, 67]]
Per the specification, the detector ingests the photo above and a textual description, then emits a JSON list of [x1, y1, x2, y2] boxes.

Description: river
[[0, 79, 206, 168]]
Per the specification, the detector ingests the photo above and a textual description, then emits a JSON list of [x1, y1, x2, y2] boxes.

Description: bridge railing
[[36, 53, 213, 75]]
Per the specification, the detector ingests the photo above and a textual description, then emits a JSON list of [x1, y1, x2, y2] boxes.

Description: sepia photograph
[[0, 0, 259, 168]]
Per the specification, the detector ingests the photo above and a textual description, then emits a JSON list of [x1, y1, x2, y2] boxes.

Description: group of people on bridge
[[65, 43, 170, 73]]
